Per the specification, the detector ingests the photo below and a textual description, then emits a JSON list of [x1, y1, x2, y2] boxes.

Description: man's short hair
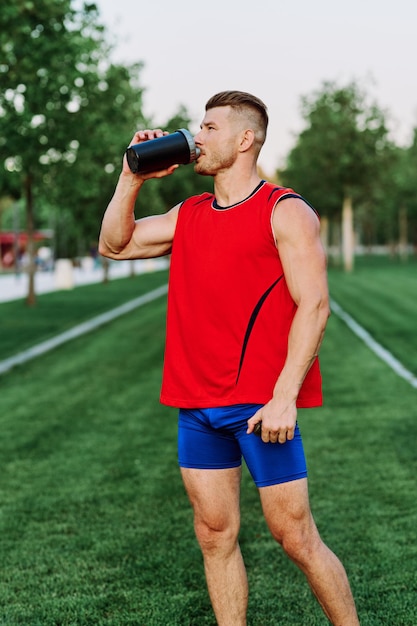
[[205, 91, 268, 148]]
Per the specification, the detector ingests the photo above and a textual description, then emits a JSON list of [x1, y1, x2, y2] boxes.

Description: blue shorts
[[178, 404, 307, 488]]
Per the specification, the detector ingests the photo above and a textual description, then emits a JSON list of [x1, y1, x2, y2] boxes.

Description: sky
[[93, 0, 417, 175]]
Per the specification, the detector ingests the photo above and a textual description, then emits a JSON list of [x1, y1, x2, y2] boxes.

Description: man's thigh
[[259, 477, 314, 541], [181, 466, 242, 528]]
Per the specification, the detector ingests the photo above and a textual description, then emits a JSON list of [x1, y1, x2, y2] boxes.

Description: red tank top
[[160, 180, 322, 408]]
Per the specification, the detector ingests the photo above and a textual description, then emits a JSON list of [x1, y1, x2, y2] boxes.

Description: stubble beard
[[194, 145, 237, 177]]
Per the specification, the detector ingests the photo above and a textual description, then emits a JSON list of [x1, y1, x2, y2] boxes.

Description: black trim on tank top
[[268, 188, 319, 217], [235, 274, 284, 385], [212, 180, 266, 210]]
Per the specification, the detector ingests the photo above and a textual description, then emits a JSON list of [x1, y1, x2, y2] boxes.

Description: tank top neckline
[[212, 180, 266, 211]]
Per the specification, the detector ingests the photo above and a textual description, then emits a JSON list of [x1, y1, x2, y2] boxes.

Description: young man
[[99, 91, 359, 626]]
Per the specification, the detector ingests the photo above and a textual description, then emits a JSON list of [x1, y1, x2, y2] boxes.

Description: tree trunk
[[101, 255, 110, 283], [13, 200, 20, 275], [320, 215, 329, 255], [398, 205, 408, 260], [25, 173, 36, 306], [342, 194, 354, 272]]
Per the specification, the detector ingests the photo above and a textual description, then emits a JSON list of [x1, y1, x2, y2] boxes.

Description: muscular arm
[[247, 197, 330, 443], [98, 130, 179, 260], [272, 198, 330, 402]]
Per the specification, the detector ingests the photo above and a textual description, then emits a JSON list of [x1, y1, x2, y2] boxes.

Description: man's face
[[193, 106, 240, 176]]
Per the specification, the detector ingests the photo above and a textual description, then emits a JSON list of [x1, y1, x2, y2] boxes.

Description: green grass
[[0, 269, 168, 360], [0, 259, 416, 624], [328, 255, 417, 375]]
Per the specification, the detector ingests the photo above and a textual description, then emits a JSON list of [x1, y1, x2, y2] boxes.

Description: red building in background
[[0, 231, 52, 268]]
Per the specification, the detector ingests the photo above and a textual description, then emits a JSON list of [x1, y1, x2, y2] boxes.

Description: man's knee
[[269, 513, 322, 565], [194, 514, 240, 555]]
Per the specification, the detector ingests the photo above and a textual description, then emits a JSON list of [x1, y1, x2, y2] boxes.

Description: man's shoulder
[[181, 191, 214, 208], [264, 183, 318, 217], [256, 181, 300, 206]]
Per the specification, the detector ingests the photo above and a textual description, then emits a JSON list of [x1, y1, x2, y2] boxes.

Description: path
[[0, 258, 168, 303]]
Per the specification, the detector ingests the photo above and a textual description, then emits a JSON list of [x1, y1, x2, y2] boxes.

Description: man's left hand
[[246, 399, 297, 444]]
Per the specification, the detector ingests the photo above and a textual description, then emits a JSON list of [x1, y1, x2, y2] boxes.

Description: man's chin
[[194, 163, 213, 176]]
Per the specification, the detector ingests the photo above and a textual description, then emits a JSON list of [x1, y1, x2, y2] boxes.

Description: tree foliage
[[280, 81, 392, 218], [396, 132, 417, 245], [1, 1, 104, 186], [0, 0, 162, 301], [279, 81, 399, 269]]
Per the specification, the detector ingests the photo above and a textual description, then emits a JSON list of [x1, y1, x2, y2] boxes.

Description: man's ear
[[239, 128, 255, 153]]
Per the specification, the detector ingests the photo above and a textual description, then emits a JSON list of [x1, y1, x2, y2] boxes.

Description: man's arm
[[247, 197, 330, 444], [98, 130, 179, 260]]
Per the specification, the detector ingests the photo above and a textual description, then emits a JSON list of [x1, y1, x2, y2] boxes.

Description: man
[[99, 91, 359, 626]]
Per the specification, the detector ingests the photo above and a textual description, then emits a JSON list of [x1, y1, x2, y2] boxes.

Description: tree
[[0, 0, 154, 302], [280, 81, 392, 270], [393, 130, 417, 253], [46, 61, 156, 260], [0, 1, 106, 302]]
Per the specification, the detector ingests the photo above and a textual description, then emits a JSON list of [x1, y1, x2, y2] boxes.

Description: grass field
[[0, 257, 416, 625], [328, 255, 417, 375], [0, 269, 169, 361]]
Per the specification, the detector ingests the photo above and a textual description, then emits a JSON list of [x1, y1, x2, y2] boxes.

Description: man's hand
[[247, 397, 297, 444]]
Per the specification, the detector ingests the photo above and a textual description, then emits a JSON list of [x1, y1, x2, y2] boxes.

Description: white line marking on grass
[[330, 298, 417, 389], [0, 284, 168, 376]]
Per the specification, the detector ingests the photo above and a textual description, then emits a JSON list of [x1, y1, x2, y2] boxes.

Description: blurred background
[[1, 0, 417, 304]]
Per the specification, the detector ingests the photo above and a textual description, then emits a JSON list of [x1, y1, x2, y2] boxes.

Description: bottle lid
[[177, 129, 200, 162]]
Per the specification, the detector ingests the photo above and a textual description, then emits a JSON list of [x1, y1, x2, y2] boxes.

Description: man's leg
[[181, 466, 248, 626], [260, 478, 359, 626]]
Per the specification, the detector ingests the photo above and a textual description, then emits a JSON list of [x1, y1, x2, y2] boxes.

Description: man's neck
[[213, 167, 262, 208]]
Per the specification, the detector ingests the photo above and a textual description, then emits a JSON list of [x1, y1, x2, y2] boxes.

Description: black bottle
[[125, 128, 200, 174]]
